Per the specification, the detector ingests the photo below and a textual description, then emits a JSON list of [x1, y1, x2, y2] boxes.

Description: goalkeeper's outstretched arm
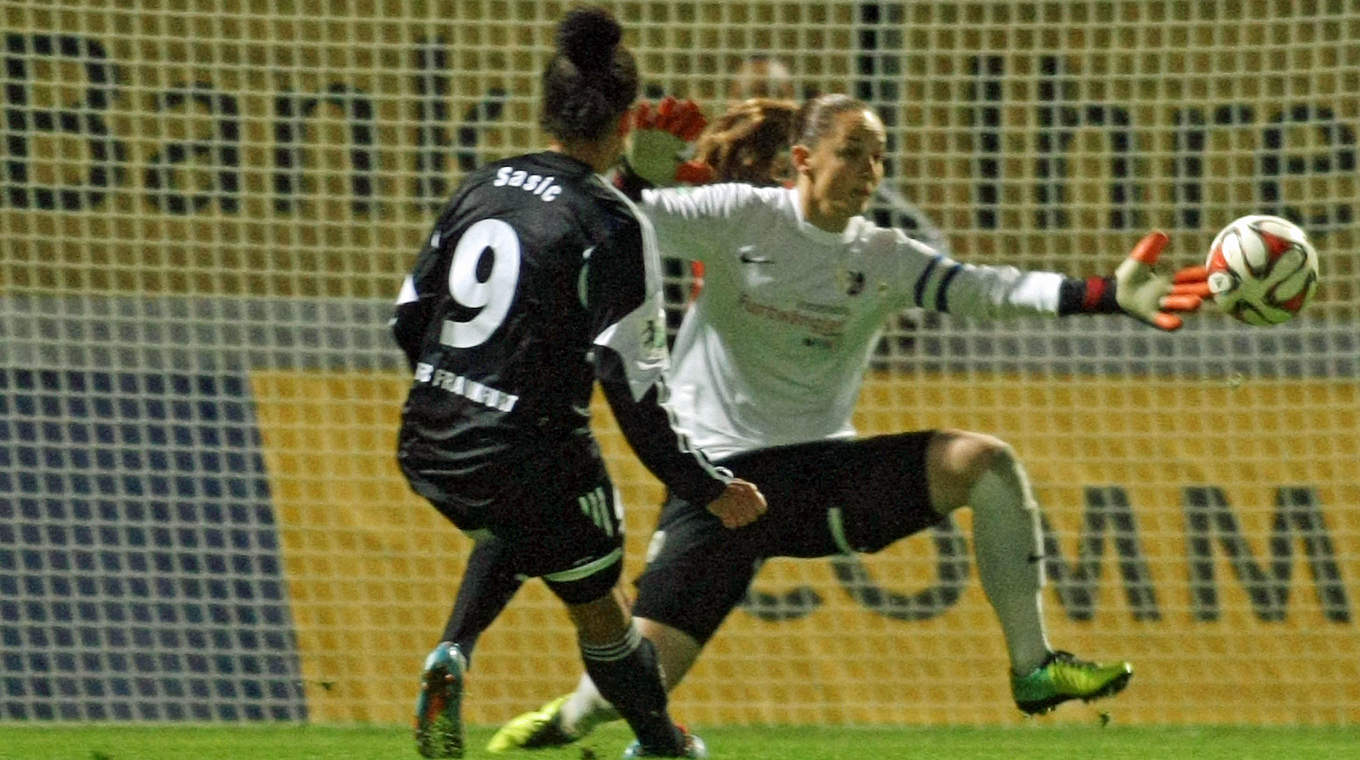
[[1055, 231, 1212, 331]]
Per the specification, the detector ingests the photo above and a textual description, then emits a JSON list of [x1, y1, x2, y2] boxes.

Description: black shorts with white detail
[[402, 446, 626, 605], [631, 431, 940, 643]]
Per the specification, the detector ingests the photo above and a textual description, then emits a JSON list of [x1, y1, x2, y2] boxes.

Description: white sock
[[558, 672, 620, 737], [968, 449, 1051, 675]]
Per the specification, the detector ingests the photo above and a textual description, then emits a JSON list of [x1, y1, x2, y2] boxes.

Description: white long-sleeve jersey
[[640, 183, 1068, 459]]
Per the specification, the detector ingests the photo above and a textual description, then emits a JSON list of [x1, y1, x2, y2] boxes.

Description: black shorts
[[401, 447, 625, 605], [631, 431, 940, 642]]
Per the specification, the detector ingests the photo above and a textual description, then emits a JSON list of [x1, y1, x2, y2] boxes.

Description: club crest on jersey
[[838, 268, 866, 296], [641, 312, 666, 360]]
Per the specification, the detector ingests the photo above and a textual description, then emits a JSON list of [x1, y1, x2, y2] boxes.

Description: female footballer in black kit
[[391, 8, 764, 759]]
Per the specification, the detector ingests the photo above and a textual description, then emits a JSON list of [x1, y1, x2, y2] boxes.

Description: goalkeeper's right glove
[[1063, 231, 1212, 331], [625, 96, 711, 187], [1113, 231, 1211, 331]]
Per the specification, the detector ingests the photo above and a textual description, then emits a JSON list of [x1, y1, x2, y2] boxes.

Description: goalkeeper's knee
[[928, 430, 1019, 514]]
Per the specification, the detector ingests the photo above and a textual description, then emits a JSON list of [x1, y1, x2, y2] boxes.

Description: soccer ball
[[1205, 215, 1319, 326]]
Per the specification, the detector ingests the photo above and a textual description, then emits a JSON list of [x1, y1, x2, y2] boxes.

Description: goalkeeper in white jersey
[[484, 93, 1212, 751]]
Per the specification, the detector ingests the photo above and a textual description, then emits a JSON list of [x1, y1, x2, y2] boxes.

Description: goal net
[[2, 0, 1357, 727]]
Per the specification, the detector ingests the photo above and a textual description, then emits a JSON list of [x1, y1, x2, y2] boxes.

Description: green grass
[[3, 723, 1359, 760]]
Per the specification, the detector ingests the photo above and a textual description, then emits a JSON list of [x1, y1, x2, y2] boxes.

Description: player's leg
[[543, 617, 700, 745], [924, 429, 1132, 714], [489, 495, 755, 753], [415, 533, 523, 758], [549, 575, 703, 757], [403, 498, 498, 758], [925, 430, 1051, 673], [534, 474, 704, 758], [437, 533, 523, 666], [637, 616, 704, 690], [713, 431, 1130, 714], [400, 455, 520, 756], [415, 533, 511, 759]]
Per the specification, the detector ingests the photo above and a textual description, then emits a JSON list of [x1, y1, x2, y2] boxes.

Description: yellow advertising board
[[251, 370, 1360, 726]]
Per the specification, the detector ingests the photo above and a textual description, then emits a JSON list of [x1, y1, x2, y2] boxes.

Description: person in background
[[727, 54, 797, 104]]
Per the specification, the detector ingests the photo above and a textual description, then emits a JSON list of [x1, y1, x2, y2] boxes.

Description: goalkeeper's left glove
[[1070, 230, 1211, 331], [625, 96, 711, 186]]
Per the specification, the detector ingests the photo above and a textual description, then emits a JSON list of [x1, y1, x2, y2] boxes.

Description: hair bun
[[555, 6, 622, 71]]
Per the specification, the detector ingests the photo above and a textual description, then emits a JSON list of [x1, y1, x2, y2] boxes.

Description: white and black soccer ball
[[1205, 214, 1319, 326]]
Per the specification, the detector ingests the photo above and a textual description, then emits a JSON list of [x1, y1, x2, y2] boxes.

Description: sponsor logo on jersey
[[737, 293, 845, 337], [414, 361, 518, 412], [838, 268, 866, 296]]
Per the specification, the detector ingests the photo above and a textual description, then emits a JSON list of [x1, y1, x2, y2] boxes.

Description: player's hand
[[1114, 230, 1212, 331], [626, 96, 708, 186], [705, 478, 767, 529]]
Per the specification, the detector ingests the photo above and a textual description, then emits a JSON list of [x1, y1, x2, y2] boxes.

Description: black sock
[[440, 536, 523, 667], [580, 625, 682, 754]]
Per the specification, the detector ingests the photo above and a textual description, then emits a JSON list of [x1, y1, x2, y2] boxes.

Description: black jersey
[[393, 151, 727, 509]]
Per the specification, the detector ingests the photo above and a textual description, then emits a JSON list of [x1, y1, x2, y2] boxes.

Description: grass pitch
[[3, 722, 1358, 760]]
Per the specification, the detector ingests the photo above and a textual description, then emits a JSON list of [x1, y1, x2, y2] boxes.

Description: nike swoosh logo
[[1027, 553, 1046, 564], [738, 244, 771, 264]]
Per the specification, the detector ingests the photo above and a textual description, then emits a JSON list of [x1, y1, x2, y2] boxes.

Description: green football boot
[[1011, 650, 1133, 715], [487, 694, 577, 753], [414, 642, 466, 758]]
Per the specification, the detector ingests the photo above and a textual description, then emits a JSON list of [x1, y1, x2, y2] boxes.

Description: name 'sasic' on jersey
[[393, 151, 727, 508]]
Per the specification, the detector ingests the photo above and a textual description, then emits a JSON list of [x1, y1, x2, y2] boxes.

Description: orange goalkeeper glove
[[626, 96, 711, 186], [1113, 231, 1212, 331]]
